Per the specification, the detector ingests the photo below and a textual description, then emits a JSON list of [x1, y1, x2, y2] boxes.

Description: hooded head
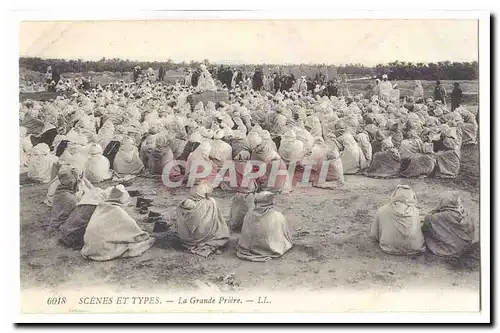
[[32, 143, 51, 156], [57, 165, 80, 188], [121, 136, 136, 152], [89, 143, 103, 156], [390, 184, 417, 207], [143, 135, 156, 151], [438, 191, 464, 212], [388, 185, 418, 228], [214, 130, 224, 140], [381, 136, 395, 151], [313, 136, 325, 146], [422, 142, 434, 154], [189, 131, 203, 143], [193, 141, 212, 159], [282, 129, 296, 140], [106, 185, 131, 205], [254, 191, 276, 211], [260, 130, 271, 140], [247, 131, 262, 150], [189, 182, 211, 200]]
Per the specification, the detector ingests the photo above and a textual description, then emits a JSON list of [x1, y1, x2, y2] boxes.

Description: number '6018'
[[47, 297, 67, 305]]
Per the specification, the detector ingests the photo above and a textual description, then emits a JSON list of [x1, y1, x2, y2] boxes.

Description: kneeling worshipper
[[139, 134, 156, 167], [229, 180, 257, 232], [59, 187, 110, 250], [175, 183, 230, 258], [307, 137, 344, 188], [337, 130, 367, 175], [221, 130, 251, 191], [434, 126, 461, 179], [260, 130, 278, 152], [251, 141, 289, 192], [20, 126, 32, 168], [49, 164, 92, 229], [145, 135, 174, 176], [210, 129, 233, 163], [458, 107, 478, 145], [365, 137, 401, 178], [113, 136, 144, 176], [178, 131, 202, 161], [278, 129, 304, 166], [44, 152, 77, 207], [168, 135, 188, 160], [27, 143, 59, 183], [236, 191, 293, 262], [422, 191, 477, 257], [59, 140, 90, 171], [186, 141, 218, 186], [29, 119, 58, 150], [371, 184, 426, 255], [398, 130, 424, 161], [400, 142, 437, 178], [355, 130, 373, 165], [81, 185, 155, 261], [84, 143, 113, 183], [97, 119, 115, 150], [210, 130, 233, 188]]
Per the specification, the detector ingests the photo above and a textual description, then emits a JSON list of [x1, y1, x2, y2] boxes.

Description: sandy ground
[[20, 144, 480, 294]]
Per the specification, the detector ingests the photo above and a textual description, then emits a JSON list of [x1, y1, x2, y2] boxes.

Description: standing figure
[[252, 67, 264, 91], [451, 82, 463, 111], [158, 66, 165, 81], [433, 80, 447, 105], [378, 74, 393, 102], [413, 80, 424, 103]]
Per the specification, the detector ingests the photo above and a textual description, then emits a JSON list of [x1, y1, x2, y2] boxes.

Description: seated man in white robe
[[278, 129, 304, 166], [81, 185, 155, 261], [85, 143, 113, 183], [49, 164, 84, 229], [113, 136, 144, 176], [371, 185, 426, 255], [210, 130, 233, 164], [176, 183, 229, 257], [27, 143, 59, 183], [237, 191, 293, 261]]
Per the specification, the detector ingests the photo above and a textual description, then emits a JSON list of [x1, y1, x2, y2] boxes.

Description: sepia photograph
[[13, 11, 490, 322]]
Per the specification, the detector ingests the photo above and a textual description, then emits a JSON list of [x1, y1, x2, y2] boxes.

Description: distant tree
[[18, 57, 479, 80]]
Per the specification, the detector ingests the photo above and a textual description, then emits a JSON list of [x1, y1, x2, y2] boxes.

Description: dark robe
[[451, 87, 463, 111], [158, 66, 165, 81], [235, 72, 243, 86], [52, 70, 61, 84], [191, 70, 201, 87], [60, 204, 97, 250], [103, 141, 121, 169], [274, 76, 281, 92], [179, 141, 201, 161], [252, 70, 264, 90], [55, 140, 69, 157]]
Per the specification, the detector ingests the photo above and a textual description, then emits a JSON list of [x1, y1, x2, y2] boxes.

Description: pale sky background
[[18, 20, 478, 65]]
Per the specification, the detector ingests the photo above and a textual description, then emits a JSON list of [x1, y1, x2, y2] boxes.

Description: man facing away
[[451, 82, 463, 111]]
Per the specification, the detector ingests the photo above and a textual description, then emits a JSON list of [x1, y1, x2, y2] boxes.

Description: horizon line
[[18, 55, 479, 67]]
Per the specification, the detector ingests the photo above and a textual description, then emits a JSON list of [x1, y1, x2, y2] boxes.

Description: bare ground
[[20, 144, 480, 294]]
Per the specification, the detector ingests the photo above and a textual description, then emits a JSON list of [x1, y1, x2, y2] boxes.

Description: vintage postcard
[[11, 10, 490, 323]]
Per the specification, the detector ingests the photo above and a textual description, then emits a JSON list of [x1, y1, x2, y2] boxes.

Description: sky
[[18, 20, 479, 65]]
